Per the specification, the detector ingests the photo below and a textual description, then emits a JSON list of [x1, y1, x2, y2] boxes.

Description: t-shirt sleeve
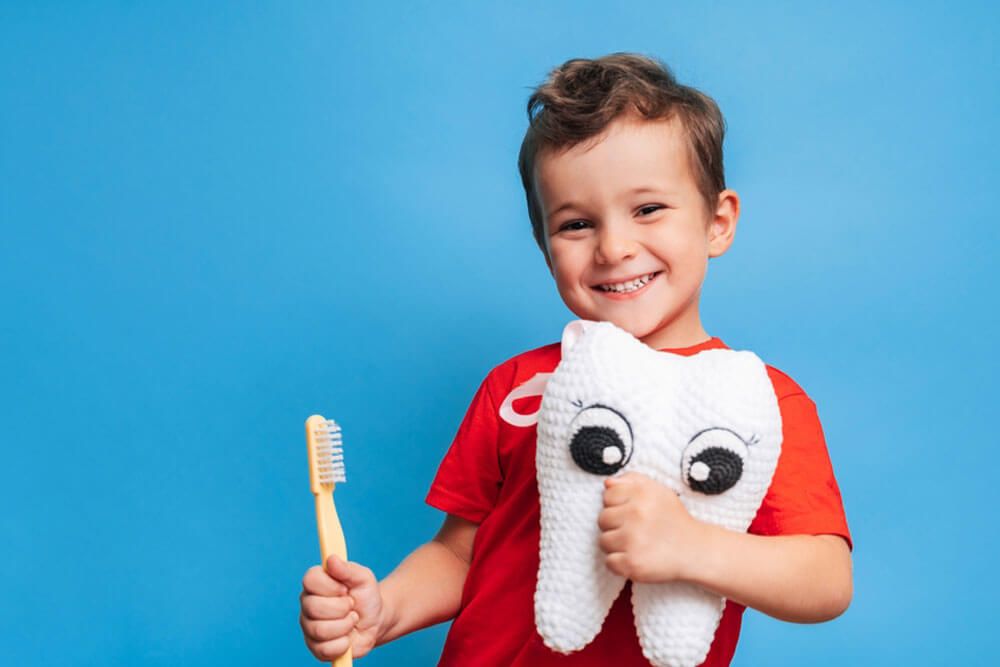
[[425, 372, 503, 524], [749, 390, 853, 550]]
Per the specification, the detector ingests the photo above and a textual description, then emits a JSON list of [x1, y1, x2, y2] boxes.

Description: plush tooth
[[535, 323, 639, 651], [535, 320, 782, 667]]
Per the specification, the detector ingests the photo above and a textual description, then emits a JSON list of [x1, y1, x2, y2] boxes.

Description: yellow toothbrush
[[305, 414, 351, 667]]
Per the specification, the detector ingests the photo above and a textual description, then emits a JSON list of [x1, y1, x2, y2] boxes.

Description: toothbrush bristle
[[313, 418, 346, 484]]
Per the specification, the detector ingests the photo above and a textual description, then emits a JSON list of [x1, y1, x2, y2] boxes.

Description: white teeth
[[599, 273, 656, 293]]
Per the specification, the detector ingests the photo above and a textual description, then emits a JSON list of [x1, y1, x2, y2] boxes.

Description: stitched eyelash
[[688, 426, 756, 447]]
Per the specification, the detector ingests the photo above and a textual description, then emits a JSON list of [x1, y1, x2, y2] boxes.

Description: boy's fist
[[597, 472, 707, 583], [300, 555, 383, 661]]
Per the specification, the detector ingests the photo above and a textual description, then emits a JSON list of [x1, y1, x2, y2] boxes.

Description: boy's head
[[519, 53, 727, 254], [518, 53, 740, 349]]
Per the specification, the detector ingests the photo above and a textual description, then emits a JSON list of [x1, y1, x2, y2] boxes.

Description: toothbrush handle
[[315, 491, 352, 667]]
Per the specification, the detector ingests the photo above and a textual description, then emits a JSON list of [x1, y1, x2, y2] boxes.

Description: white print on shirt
[[497, 372, 552, 427]]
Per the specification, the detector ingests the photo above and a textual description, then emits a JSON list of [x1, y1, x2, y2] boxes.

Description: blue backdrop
[[2, 2, 996, 665]]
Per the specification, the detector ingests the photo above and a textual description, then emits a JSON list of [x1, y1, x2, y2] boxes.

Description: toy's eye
[[681, 428, 749, 495], [567, 405, 633, 476]]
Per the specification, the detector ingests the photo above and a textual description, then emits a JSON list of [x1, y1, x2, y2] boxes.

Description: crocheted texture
[[534, 321, 783, 667]]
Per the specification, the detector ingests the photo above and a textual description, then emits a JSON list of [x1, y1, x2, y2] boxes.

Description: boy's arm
[[375, 513, 478, 645], [687, 529, 852, 623], [598, 473, 852, 623]]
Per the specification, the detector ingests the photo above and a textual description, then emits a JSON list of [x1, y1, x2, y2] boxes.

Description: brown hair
[[518, 53, 727, 256]]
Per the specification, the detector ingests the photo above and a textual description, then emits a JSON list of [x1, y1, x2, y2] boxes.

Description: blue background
[[2, 2, 997, 665]]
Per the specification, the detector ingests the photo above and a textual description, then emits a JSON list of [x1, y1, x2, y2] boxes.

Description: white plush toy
[[534, 320, 783, 667]]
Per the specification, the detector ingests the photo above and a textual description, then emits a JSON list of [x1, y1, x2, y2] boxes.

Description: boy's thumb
[[324, 554, 372, 587]]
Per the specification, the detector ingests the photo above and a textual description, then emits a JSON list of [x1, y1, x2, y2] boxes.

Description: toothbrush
[[305, 414, 351, 667]]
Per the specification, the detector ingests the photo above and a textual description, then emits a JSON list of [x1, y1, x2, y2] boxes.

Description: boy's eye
[[637, 205, 664, 216], [558, 220, 591, 232]]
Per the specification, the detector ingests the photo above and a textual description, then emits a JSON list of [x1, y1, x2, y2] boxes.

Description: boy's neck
[[638, 308, 712, 351]]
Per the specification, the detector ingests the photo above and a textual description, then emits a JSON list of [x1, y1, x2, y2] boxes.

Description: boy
[[299, 53, 852, 666]]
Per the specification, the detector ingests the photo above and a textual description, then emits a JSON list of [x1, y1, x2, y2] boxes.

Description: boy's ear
[[708, 189, 740, 258]]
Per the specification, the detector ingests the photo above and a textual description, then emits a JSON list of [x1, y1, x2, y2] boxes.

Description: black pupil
[[687, 446, 743, 495], [570, 426, 626, 475]]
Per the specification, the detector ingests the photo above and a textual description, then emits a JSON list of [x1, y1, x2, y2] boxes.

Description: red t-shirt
[[426, 337, 852, 667]]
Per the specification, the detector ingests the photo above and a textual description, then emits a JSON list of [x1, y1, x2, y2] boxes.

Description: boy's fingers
[[301, 593, 354, 621], [308, 636, 351, 662], [602, 484, 630, 507], [302, 566, 348, 596], [597, 506, 625, 531], [325, 555, 376, 588], [606, 471, 646, 486], [302, 612, 360, 642], [605, 552, 632, 578], [597, 527, 626, 554]]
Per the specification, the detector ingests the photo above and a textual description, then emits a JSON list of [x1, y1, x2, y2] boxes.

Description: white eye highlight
[[567, 405, 634, 476], [681, 428, 749, 495], [689, 460, 711, 482]]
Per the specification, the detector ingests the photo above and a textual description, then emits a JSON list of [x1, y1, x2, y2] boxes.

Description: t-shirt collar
[[657, 337, 728, 357]]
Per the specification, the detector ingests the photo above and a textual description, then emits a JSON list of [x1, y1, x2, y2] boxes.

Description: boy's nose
[[595, 227, 638, 264]]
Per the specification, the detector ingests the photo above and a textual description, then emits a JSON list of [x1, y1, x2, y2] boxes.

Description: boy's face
[[534, 114, 737, 349]]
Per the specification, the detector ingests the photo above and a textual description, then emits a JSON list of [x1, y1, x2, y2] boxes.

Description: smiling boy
[[300, 53, 853, 666], [536, 110, 730, 350]]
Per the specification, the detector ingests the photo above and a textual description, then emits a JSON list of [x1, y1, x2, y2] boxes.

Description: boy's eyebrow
[[546, 201, 581, 219], [546, 186, 668, 220], [626, 186, 665, 196]]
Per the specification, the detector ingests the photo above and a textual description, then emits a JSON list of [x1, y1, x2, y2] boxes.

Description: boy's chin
[[579, 312, 656, 340], [567, 300, 668, 340], [601, 316, 690, 348]]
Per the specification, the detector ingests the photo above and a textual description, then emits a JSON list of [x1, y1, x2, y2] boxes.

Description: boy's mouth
[[591, 271, 661, 295]]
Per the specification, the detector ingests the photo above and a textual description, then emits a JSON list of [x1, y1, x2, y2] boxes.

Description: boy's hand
[[300, 555, 384, 661], [597, 471, 707, 583]]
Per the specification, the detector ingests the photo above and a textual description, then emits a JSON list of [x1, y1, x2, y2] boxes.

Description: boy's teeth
[[600, 273, 655, 293]]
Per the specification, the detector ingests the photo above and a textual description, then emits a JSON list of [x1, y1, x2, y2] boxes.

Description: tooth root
[[632, 582, 725, 667], [535, 469, 625, 652], [534, 554, 624, 652]]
